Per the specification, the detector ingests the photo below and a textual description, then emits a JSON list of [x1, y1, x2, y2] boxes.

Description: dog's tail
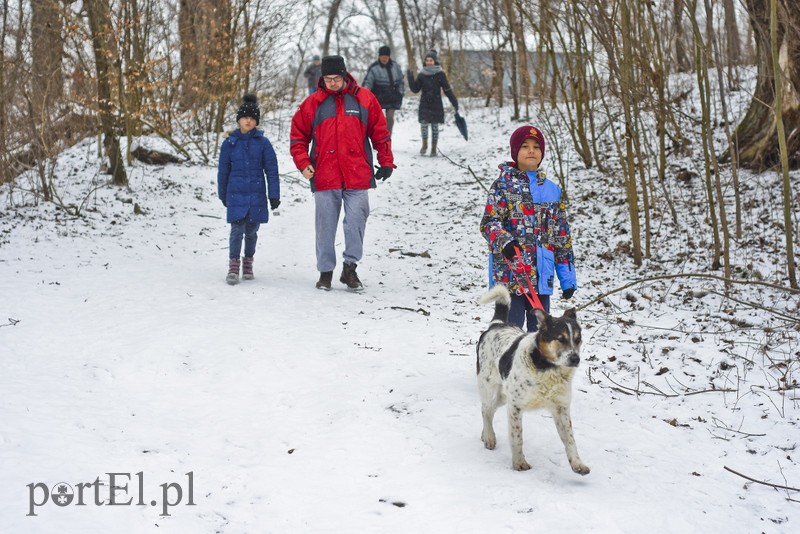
[[479, 285, 511, 324]]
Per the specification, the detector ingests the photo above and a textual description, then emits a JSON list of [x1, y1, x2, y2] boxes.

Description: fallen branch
[[390, 306, 430, 316], [704, 288, 799, 324], [598, 370, 735, 398], [0, 318, 20, 328], [724, 466, 800, 492], [137, 119, 192, 161], [578, 273, 799, 325], [437, 149, 491, 194]]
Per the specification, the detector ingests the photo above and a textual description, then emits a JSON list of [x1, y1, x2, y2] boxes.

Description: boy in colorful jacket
[[479, 126, 577, 331]]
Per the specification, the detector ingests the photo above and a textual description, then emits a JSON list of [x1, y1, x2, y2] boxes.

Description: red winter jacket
[[290, 73, 394, 192]]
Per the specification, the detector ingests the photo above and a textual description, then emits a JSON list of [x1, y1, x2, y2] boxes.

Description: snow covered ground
[[1, 96, 798, 533]]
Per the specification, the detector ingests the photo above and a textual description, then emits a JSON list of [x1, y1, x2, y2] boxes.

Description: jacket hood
[[498, 162, 546, 184]]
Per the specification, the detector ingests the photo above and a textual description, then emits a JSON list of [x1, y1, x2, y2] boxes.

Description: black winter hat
[[378, 45, 391, 57], [321, 55, 347, 77], [424, 49, 438, 62], [236, 94, 260, 125]]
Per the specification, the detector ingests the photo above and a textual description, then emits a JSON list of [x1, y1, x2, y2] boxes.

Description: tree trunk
[[770, 0, 798, 288], [397, 0, 417, 76], [178, 0, 233, 111], [322, 0, 343, 57], [31, 0, 64, 108], [30, 0, 66, 199], [731, 0, 800, 171], [722, 0, 741, 65], [505, 0, 529, 117], [672, 0, 693, 72], [86, 0, 128, 186], [1, 4, 10, 184], [619, 0, 643, 266]]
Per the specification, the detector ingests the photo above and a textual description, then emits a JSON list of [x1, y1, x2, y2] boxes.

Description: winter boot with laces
[[226, 258, 241, 285], [420, 139, 428, 155], [316, 271, 333, 290], [242, 256, 254, 280], [339, 262, 363, 291]]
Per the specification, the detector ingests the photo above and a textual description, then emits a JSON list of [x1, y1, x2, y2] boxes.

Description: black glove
[[269, 198, 281, 210], [375, 166, 393, 181], [562, 288, 576, 300], [501, 240, 520, 260]]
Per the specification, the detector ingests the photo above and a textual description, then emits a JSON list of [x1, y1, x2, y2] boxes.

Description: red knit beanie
[[509, 126, 545, 162]]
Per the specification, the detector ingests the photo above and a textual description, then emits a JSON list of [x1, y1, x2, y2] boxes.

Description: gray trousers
[[314, 188, 370, 272]]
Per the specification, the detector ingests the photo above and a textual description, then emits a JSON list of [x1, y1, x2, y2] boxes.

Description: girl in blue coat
[[218, 94, 281, 285], [480, 126, 577, 330]]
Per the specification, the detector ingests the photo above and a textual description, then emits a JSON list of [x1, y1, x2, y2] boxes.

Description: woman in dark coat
[[407, 49, 458, 157]]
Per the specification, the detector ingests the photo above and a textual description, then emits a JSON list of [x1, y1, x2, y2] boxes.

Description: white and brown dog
[[476, 285, 590, 475]]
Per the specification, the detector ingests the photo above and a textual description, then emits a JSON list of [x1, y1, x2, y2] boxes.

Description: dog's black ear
[[563, 308, 577, 320]]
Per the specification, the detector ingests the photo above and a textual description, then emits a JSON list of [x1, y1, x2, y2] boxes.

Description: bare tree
[[178, 0, 234, 112], [322, 0, 344, 56], [732, 0, 800, 170], [769, 0, 797, 288], [86, 0, 127, 186]]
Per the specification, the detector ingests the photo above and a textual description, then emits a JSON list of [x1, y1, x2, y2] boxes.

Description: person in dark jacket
[[290, 55, 395, 291], [362, 45, 404, 133], [303, 55, 321, 95], [218, 94, 281, 285], [407, 49, 458, 156], [480, 126, 577, 331]]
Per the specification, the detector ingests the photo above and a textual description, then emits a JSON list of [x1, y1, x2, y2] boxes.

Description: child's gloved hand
[[269, 199, 281, 210], [562, 288, 575, 299], [502, 240, 520, 260]]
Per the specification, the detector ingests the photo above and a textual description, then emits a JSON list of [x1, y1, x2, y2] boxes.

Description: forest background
[[1, 0, 799, 529], [2, 0, 799, 287]]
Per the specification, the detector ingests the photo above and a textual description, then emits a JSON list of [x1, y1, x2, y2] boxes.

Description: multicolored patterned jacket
[[480, 163, 577, 296]]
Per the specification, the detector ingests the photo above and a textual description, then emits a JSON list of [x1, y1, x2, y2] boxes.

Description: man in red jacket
[[290, 55, 395, 291]]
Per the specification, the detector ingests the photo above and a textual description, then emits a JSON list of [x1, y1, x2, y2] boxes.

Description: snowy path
[[1, 106, 797, 533]]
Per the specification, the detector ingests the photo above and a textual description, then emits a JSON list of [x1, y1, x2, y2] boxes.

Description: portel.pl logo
[[27, 472, 195, 517]]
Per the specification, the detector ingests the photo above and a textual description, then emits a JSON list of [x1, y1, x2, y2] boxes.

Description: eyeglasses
[[323, 75, 343, 83]]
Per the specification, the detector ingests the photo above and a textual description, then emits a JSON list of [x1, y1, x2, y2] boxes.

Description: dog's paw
[[571, 463, 591, 475], [481, 428, 497, 451], [512, 459, 531, 471]]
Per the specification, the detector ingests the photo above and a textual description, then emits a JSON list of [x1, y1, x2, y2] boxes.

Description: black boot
[[339, 262, 363, 290], [316, 271, 333, 290]]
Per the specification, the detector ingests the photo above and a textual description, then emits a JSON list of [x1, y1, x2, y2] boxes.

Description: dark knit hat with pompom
[[236, 94, 260, 125]]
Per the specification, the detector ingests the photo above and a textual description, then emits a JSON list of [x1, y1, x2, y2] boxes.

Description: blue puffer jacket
[[217, 129, 280, 224]]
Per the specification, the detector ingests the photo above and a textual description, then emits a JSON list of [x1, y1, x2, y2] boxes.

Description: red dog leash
[[502, 245, 544, 310]]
